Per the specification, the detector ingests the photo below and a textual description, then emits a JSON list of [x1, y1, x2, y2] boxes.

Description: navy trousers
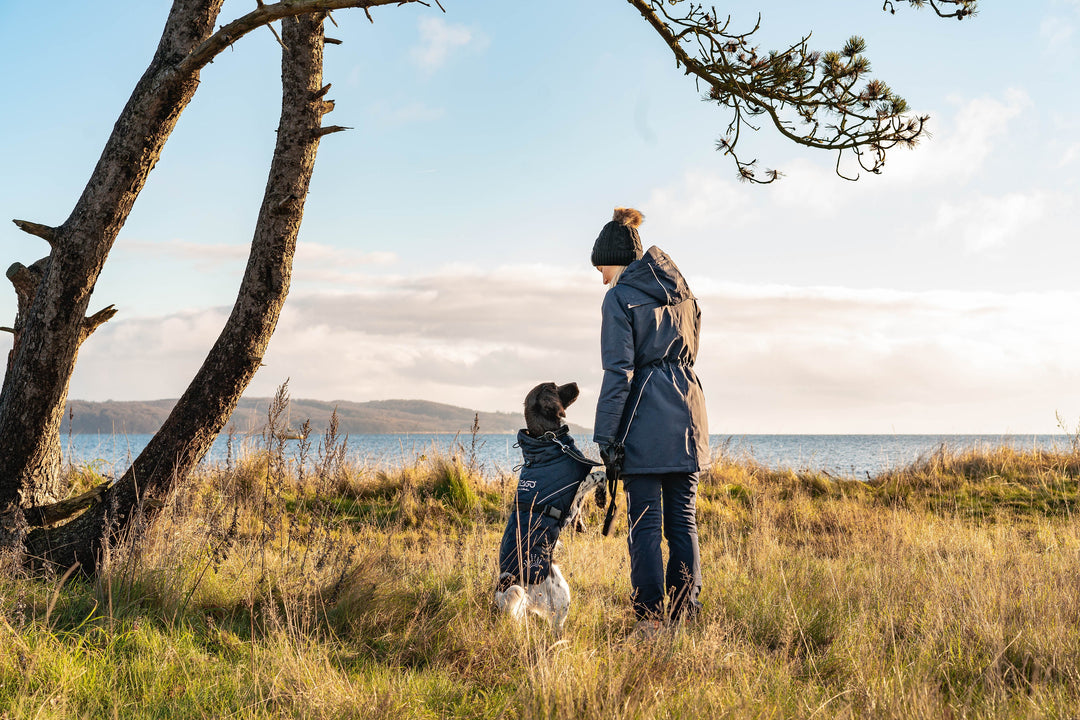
[[623, 472, 703, 620]]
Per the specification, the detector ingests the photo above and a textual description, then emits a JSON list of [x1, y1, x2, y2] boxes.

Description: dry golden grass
[[1, 440, 1079, 718]]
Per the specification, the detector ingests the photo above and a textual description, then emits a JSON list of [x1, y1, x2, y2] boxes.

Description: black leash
[[599, 444, 623, 536], [542, 429, 602, 468], [601, 473, 619, 536]]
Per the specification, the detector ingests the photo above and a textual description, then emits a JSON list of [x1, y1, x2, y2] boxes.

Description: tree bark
[[26, 12, 332, 572], [3, 258, 61, 506], [0, 0, 225, 542]]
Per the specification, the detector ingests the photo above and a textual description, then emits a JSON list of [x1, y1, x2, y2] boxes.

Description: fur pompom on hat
[[591, 207, 644, 267]]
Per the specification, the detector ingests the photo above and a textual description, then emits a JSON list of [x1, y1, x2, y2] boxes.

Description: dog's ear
[[556, 383, 579, 409]]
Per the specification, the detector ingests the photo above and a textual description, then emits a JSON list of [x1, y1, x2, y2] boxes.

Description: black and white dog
[[494, 382, 606, 632]]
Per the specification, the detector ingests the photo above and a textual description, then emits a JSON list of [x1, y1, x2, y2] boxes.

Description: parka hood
[[617, 246, 694, 306]]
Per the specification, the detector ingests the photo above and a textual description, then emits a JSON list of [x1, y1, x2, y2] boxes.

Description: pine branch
[[627, 0, 949, 181]]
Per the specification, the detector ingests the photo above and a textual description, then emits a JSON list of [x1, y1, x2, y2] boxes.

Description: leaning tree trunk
[[0, 0, 416, 556], [1, 258, 67, 506], [0, 0, 225, 548], [26, 13, 334, 572]]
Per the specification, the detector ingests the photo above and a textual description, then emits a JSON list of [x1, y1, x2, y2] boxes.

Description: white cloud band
[[68, 266, 1080, 433]]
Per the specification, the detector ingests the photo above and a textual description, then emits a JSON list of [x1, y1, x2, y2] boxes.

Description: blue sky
[[2, 0, 1079, 433]]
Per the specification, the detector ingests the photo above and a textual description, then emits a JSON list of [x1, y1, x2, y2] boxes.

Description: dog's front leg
[[566, 470, 607, 533], [546, 565, 572, 634]]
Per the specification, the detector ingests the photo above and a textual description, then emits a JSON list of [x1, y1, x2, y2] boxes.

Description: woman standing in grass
[[591, 207, 710, 636]]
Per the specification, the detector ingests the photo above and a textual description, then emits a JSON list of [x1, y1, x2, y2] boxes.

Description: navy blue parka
[[593, 246, 710, 474]]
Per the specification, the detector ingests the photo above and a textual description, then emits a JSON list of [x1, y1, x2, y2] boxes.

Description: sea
[[64, 432, 1073, 481]]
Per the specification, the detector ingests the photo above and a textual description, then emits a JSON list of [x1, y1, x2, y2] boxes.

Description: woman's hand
[[599, 443, 624, 482]]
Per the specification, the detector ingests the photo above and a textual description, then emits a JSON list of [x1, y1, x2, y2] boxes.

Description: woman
[[590, 207, 710, 634]]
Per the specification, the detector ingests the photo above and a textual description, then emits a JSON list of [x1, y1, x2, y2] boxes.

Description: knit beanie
[[590, 207, 644, 266]]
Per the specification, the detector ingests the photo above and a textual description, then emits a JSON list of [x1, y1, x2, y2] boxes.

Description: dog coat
[[497, 426, 597, 586]]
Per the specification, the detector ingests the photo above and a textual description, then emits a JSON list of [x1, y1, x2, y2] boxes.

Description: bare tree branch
[[177, 0, 423, 75], [6, 263, 42, 301], [24, 481, 110, 527], [314, 124, 350, 137], [80, 305, 118, 342], [266, 20, 288, 51], [11, 220, 57, 247]]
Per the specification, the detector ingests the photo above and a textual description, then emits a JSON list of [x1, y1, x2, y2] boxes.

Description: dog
[[494, 381, 606, 633]]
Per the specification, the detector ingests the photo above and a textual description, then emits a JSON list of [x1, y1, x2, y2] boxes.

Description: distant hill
[[62, 398, 589, 436]]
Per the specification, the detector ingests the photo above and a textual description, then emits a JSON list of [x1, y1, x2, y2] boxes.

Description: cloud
[[118, 237, 398, 286], [123, 238, 248, 272], [67, 266, 1080, 433], [410, 17, 485, 72], [883, 89, 1031, 186], [696, 284, 1080, 432], [364, 100, 445, 126], [932, 191, 1050, 252], [283, 266, 599, 349], [1041, 16, 1075, 56], [295, 243, 397, 267], [71, 307, 232, 400], [645, 169, 762, 234], [1061, 142, 1080, 167], [293, 242, 398, 285], [1042, 0, 1080, 59], [637, 87, 1065, 274]]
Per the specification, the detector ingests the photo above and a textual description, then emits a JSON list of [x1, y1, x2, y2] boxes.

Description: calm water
[[64, 432, 1071, 480]]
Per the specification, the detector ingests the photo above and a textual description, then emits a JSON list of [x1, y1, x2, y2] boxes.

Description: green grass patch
[[3, 443, 1080, 718]]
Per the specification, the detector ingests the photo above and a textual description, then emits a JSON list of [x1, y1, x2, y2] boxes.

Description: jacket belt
[[642, 357, 692, 369]]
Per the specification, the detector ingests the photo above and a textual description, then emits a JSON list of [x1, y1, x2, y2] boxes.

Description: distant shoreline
[[62, 397, 589, 436]]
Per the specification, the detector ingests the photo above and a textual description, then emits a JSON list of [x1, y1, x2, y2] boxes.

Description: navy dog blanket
[[497, 426, 597, 585]]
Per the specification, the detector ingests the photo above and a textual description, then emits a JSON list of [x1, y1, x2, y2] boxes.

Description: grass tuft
[[2, 439, 1080, 718]]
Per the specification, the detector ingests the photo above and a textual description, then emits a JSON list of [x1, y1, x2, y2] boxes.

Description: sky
[[1, 0, 1079, 434]]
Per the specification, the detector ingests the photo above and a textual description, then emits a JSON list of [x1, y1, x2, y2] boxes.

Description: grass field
[[2, 434, 1079, 719]]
